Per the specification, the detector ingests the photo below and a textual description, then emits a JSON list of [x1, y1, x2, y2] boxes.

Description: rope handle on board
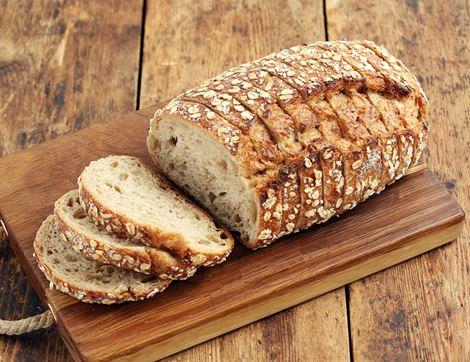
[[0, 311, 54, 336], [0, 219, 55, 335]]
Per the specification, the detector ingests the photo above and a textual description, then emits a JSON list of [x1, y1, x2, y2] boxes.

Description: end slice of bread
[[54, 190, 196, 279], [34, 216, 171, 304], [78, 155, 234, 266]]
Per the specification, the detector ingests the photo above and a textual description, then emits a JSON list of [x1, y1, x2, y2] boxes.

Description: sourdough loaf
[[78, 155, 235, 265], [34, 216, 171, 304], [55, 190, 196, 279], [147, 40, 428, 249]]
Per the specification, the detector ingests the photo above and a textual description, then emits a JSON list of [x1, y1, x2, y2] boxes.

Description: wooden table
[[0, 1, 468, 360]]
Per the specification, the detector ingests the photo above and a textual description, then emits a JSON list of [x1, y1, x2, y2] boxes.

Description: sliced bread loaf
[[34, 216, 171, 304], [148, 40, 428, 249], [54, 190, 196, 279], [78, 155, 234, 266]]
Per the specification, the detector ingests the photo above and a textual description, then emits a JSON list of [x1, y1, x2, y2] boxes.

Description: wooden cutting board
[[0, 105, 464, 361]]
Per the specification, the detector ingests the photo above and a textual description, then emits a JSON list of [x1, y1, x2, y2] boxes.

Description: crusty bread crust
[[78, 156, 235, 266]]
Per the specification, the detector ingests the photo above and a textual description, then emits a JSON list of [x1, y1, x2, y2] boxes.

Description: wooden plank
[[0, 0, 143, 361], [0, 104, 464, 361], [326, 0, 470, 359], [140, 1, 349, 360], [140, 0, 325, 106], [141, 0, 349, 361]]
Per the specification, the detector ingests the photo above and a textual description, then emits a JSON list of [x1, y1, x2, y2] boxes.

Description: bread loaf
[[147, 40, 429, 249]]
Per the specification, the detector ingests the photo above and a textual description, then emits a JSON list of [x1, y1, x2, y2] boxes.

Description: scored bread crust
[[34, 216, 171, 304], [54, 190, 196, 279], [78, 156, 235, 266], [148, 40, 429, 249]]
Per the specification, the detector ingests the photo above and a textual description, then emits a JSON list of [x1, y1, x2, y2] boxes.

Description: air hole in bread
[[198, 239, 211, 246], [72, 208, 87, 219], [53, 258, 60, 264], [208, 192, 216, 203], [110, 161, 118, 167], [168, 163, 175, 171], [234, 214, 242, 223], [220, 232, 228, 240], [219, 192, 227, 197], [106, 182, 113, 188], [217, 160, 228, 171], [65, 254, 78, 263], [67, 198, 74, 207], [120, 173, 129, 181], [141, 275, 158, 283], [114, 185, 122, 193], [169, 136, 178, 146], [46, 249, 53, 255]]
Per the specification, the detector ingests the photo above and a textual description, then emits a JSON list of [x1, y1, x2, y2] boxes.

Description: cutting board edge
[[105, 218, 464, 362]]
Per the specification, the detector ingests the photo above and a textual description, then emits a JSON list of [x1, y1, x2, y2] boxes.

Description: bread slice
[[78, 155, 234, 266], [54, 190, 196, 279], [34, 216, 171, 304]]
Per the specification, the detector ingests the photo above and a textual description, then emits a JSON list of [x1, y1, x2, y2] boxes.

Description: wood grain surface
[[0, 0, 468, 361]]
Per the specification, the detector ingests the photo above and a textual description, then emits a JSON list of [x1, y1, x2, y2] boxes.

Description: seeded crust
[[326, 92, 383, 199], [347, 90, 394, 192], [316, 42, 417, 181], [346, 44, 416, 178], [275, 47, 383, 201], [209, 71, 302, 157], [55, 190, 195, 279], [252, 58, 348, 217], [148, 40, 429, 249], [359, 40, 429, 166], [359, 41, 429, 161], [203, 70, 305, 236], [78, 156, 235, 266], [274, 44, 362, 210], [177, 88, 282, 169], [296, 146, 324, 229], [178, 67, 303, 246], [219, 63, 340, 228], [246, 58, 345, 220], [34, 216, 171, 304]]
